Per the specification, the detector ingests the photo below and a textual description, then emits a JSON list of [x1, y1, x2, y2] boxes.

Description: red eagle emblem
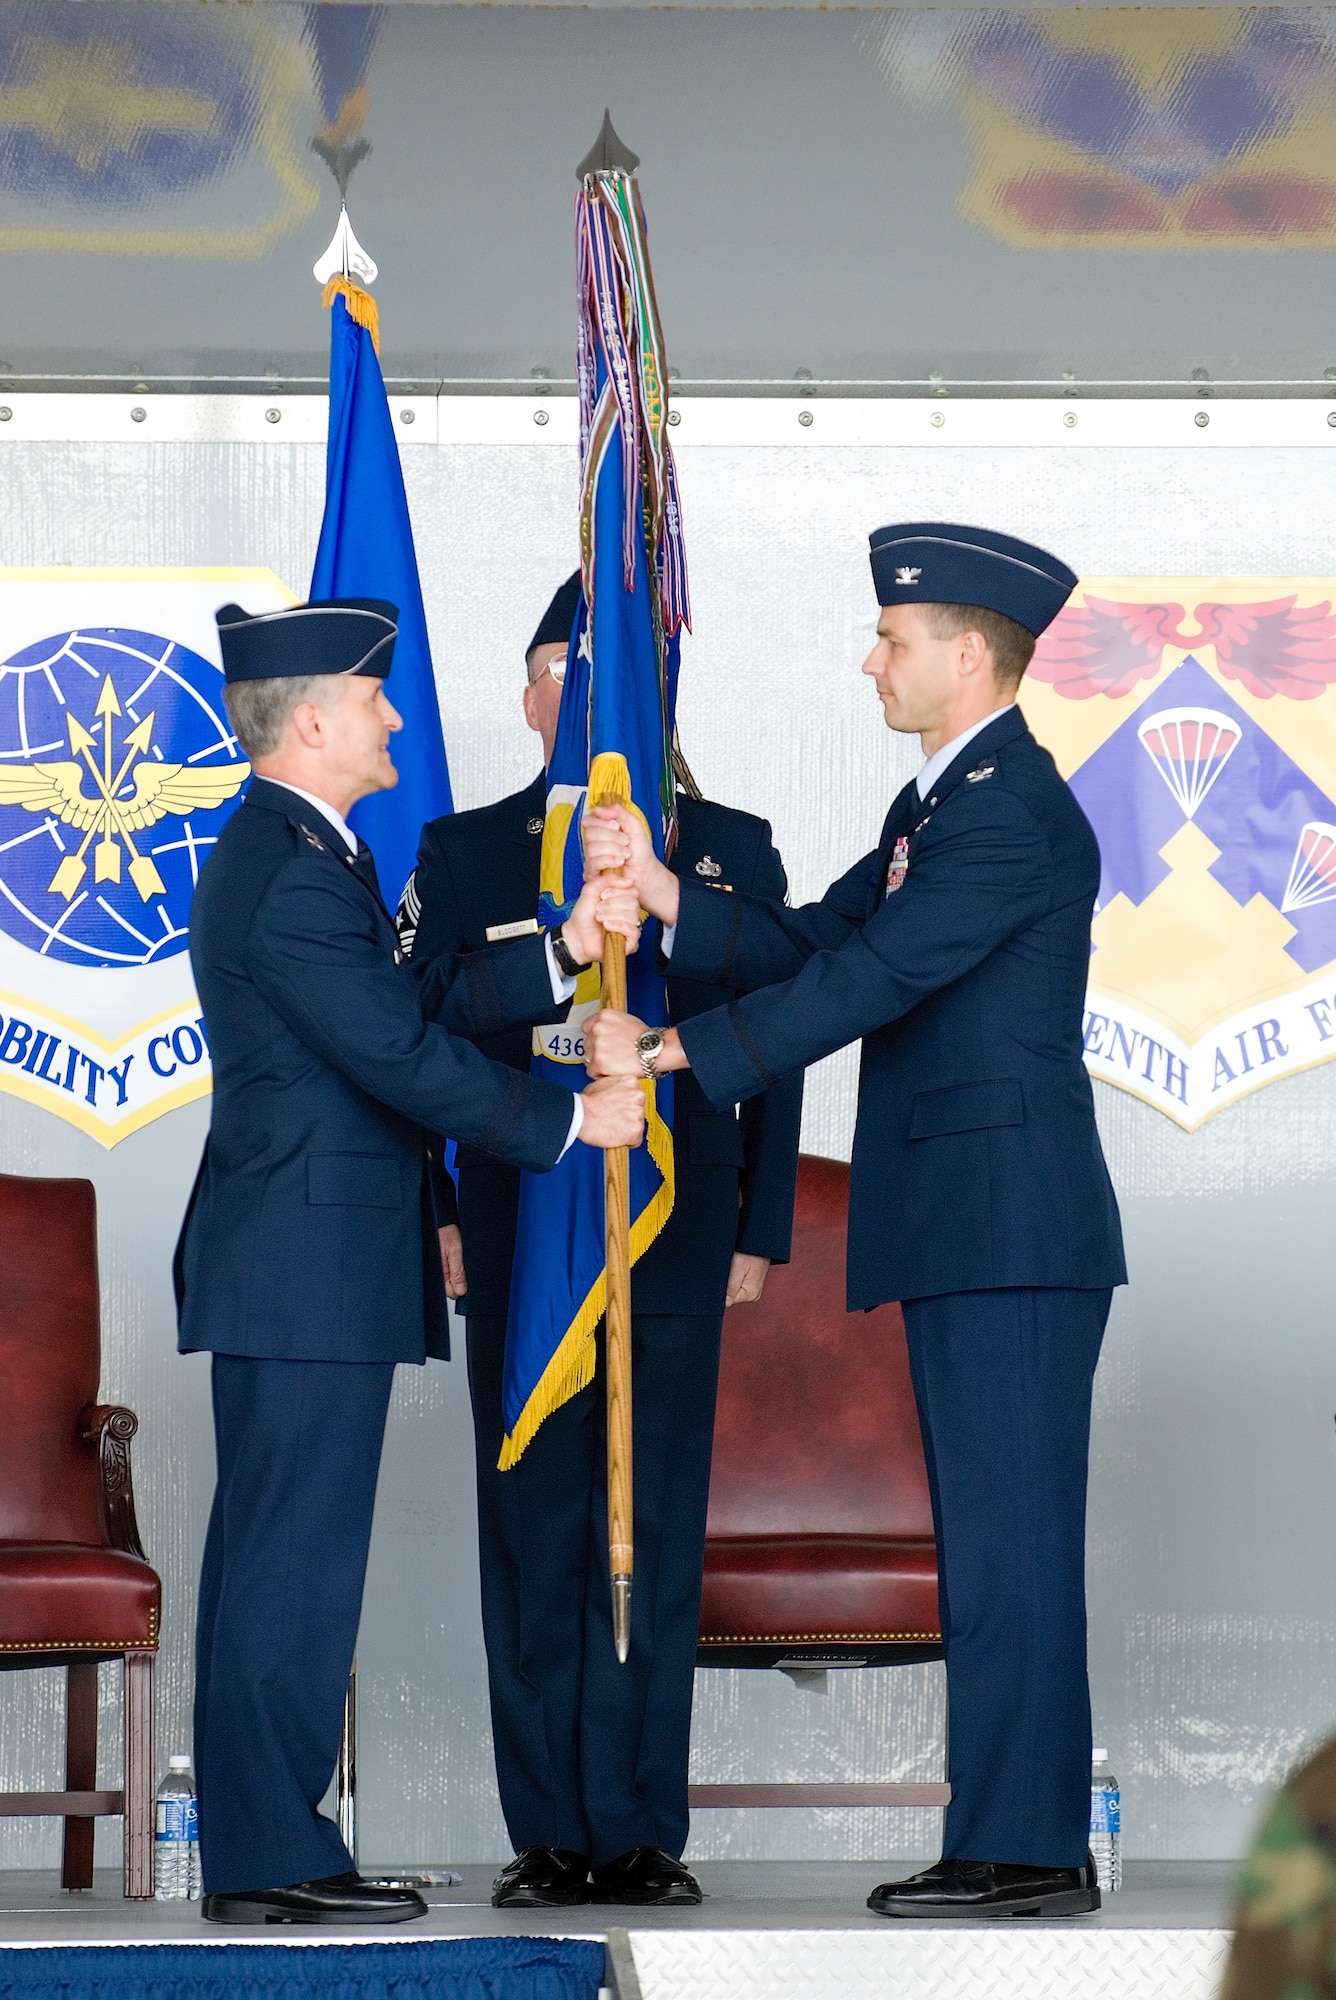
[[1031, 594, 1336, 702]]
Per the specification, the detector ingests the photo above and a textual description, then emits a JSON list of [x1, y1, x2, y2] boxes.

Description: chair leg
[[61, 1662, 98, 1892], [122, 1652, 156, 1899]]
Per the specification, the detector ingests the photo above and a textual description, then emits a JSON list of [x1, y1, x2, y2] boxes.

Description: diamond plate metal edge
[[627, 1926, 1232, 2000]]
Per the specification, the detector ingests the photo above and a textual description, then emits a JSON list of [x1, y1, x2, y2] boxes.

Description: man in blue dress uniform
[[401, 574, 804, 1909], [176, 596, 645, 1925], [585, 525, 1127, 1919]]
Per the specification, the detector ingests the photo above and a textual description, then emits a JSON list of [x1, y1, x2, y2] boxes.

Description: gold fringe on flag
[[322, 276, 380, 355], [497, 1039, 677, 1470]]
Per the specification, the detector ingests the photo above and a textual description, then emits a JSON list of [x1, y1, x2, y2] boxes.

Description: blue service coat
[[671, 708, 1127, 1308], [175, 778, 576, 1366], [409, 774, 804, 1317]]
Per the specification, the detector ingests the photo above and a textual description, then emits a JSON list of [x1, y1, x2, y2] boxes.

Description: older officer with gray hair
[[176, 596, 644, 1926], [585, 524, 1127, 1921]]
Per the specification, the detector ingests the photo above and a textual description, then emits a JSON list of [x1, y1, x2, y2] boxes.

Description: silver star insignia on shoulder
[[695, 854, 722, 878], [526, 816, 545, 836], [894, 566, 922, 586]]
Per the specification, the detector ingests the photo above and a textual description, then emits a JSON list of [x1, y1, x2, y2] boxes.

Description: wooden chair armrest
[[79, 1404, 147, 1560]]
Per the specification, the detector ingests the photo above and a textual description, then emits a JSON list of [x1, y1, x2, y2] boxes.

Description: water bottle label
[[186, 1796, 198, 1842], [156, 1797, 190, 1842], [1089, 1785, 1121, 1836]]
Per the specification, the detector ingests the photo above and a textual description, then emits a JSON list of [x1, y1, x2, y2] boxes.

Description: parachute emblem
[[1137, 706, 1241, 818], [0, 672, 249, 904], [1281, 821, 1336, 914]]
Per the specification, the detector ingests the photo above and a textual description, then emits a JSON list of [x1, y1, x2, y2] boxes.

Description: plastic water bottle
[[155, 1753, 201, 1900], [1090, 1748, 1121, 1892]]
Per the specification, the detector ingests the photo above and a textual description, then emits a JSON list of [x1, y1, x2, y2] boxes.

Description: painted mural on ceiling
[[0, 4, 379, 257], [873, 9, 1336, 251]]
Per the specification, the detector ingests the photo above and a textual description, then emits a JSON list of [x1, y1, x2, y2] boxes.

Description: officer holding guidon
[[585, 524, 1127, 1920], [402, 573, 804, 1910], [176, 596, 644, 1925]]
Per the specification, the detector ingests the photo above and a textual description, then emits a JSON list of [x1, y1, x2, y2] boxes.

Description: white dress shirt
[[263, 779, 585, 1156], [916, 704, 1015, 801]]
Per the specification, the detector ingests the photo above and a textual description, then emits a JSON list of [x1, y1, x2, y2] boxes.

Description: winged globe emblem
[[0, 672, 249, 902]]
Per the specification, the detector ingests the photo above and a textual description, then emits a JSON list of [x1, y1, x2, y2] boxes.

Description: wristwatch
[[550, 928, 592, 980], [636, 1027, 667, 1079]]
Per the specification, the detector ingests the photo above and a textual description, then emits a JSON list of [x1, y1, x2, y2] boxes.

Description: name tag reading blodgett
[[485, 917, 541, 942]]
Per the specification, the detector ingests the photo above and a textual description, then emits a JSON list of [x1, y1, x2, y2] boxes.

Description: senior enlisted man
[[175, 597, 645, 1926], [401, 573, 804, 1910], [585, 524, 1127, 1920]]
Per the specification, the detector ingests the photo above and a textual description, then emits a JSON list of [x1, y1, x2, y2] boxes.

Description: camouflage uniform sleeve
[[1220, 1736, 1336, 2000]]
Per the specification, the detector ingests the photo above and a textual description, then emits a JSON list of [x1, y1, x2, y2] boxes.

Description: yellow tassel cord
[[496, 1093, 675, 1469], [499, 750, 675, 1468], [322, 276, 380, 355]]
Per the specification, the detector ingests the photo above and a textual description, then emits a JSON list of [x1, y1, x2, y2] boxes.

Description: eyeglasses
[[529, 654, 568, 688]]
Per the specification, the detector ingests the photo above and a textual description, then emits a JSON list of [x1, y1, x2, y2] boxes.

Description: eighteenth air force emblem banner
[[0, 568, 295, 1145], [1019, 577, 1336, 1130]]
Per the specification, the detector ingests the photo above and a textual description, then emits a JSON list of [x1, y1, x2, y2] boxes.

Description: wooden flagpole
[[598, 905, 634, 1664]]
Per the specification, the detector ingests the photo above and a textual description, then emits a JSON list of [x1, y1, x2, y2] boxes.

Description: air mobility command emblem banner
[[0, 567, 295, 1145], [1018, 578, 1336, 1130]]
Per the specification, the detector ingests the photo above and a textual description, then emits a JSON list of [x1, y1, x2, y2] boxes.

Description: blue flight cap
[[868, 523, 1077, 637], [215, 599, 399, 683], [527, 571, 583, 660]]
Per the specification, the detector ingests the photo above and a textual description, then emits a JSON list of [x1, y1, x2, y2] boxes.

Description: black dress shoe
[[591, 1846, 703, 1906], [492, 1847, 591, 1909], [203, 1870, 427, 1925], [868, 1855, 1100, 1919]]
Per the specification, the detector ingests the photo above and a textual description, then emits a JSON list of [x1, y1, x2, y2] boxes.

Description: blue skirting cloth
[[0, 1940, 607, 2000]]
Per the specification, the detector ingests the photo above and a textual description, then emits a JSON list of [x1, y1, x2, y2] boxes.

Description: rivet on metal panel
[[1063, 412, 1077, 428], [0, 407, 11, 423], [533, 409, 549, 427], [130, 407, 146, 424], [798, 410, 813, 428], [1195, 411, 1210, 429], [400, 409, 415, 425], [930, 411, 945, 429], [667, 410, 680, 427], [265, 408, 282, 425]]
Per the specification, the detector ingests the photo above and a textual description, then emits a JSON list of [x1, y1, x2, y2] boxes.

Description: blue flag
[[498, 166, 690, 1467], [311, 286, 452, 906]]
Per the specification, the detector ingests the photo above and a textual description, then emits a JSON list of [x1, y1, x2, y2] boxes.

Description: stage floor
[[0, 1861, 1239, 1999]]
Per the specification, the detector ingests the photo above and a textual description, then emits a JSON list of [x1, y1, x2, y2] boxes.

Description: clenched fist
[[577, 1075, 647, 1149]]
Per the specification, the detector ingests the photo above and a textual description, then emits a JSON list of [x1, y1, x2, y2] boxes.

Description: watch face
[[638, 1029, 665, 1055]]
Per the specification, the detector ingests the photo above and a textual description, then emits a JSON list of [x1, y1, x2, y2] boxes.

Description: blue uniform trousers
[[466, 1312, 721, 1866], [193, 1355, 395, 1894], [901, 1286, 1110, 1868]]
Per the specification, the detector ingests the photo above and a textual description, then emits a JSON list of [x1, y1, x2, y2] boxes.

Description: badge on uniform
[[695, 854, 722, 878], [885, 836, 910, 896]]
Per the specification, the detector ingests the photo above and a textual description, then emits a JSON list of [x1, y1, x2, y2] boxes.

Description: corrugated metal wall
[[1, 419, 1333, 1864]]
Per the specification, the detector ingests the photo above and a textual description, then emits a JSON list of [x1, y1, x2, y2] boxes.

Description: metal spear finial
[[576, 109, 640, 181]]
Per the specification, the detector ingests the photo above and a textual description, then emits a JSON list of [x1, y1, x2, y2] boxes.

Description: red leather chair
[[692, 1153, 948, 1810], [0, 1173, 160, 1895]]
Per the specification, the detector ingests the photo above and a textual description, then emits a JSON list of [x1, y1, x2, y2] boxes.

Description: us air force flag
[[310, 282, 452, 906], [498, 169, 690, 1465]]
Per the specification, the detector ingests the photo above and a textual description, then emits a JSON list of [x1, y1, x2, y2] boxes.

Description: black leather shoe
[[203, 1870, 427, 1925], [868, 1855, 1100, 1919], [591, 1846, 703, 1906], [492, 1846, 591, 1909]]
